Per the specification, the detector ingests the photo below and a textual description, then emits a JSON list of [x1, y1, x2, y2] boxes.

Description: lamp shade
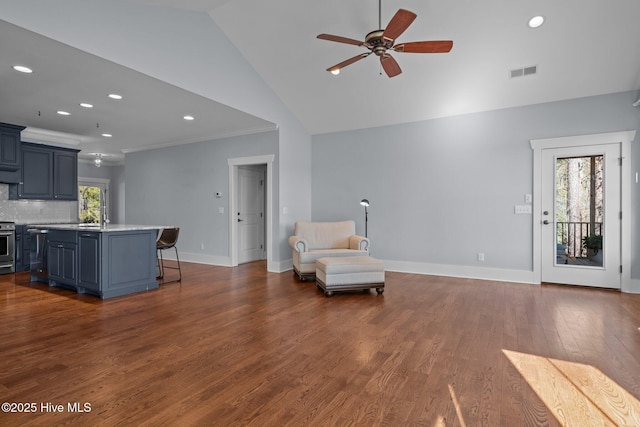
[[360, 199, 370, 207]]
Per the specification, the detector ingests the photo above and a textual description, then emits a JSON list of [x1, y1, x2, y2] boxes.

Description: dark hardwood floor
[[1, 261, 639, 426]]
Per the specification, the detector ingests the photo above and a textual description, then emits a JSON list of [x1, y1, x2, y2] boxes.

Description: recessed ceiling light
[[57, 111, 70, 116], [80, 103, 93, 108], [183, 115, 195, 121], [108, 94, 123, 100], [13, 65, 33, 74], [101, 133, 113, 138], [528, 15, 545, 28]]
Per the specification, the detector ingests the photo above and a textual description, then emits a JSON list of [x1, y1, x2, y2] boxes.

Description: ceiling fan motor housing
[[365, 30, 393, 56]]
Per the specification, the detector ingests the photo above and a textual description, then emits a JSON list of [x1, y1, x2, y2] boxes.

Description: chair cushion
[[316, 256, 384, 274], [294, 221, 355, 250]]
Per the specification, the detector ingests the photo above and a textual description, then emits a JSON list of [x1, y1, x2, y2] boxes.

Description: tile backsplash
[[0, 184, 78, 224]]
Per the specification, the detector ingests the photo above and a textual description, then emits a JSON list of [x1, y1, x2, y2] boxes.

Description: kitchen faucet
[[99, 188, 109, 227]]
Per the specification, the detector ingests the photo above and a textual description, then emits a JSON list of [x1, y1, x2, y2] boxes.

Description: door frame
[[530, 131, 635, 291], [228, 155, 274, 270]]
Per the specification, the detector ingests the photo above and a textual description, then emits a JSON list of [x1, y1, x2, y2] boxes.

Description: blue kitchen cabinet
[[0, 123, 24, 183], [9, 142, 78, 200]]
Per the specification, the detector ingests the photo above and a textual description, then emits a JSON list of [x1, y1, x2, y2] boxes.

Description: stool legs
[[157, 246, 182, 284]]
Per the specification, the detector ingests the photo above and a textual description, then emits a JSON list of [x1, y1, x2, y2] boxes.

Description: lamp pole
[[360, 199, 370, 238]]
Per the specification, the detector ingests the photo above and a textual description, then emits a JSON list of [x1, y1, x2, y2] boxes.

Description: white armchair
[[289, 220, 369, 280]]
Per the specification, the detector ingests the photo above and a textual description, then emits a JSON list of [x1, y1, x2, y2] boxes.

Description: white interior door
[[541, 143, 621, 289], [237, 165, 265, 264]]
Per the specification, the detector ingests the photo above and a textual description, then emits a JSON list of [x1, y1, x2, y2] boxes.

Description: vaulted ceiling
[[1, 0, 639, 162]]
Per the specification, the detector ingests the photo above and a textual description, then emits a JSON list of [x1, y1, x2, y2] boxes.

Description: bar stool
[[157, 227, 182, 284]]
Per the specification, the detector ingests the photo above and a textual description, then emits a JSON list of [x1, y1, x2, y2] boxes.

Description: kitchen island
[[30, 224, 163, 299]]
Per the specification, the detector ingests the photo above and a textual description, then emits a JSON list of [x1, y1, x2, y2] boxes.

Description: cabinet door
[[54, 150, 78, 200], [48, 242, 77, 285], [21, 146, 53, 199], [79, 233, 100, 290], [47, 243, 62, 279], [0, 128, 20, 168], [62, 245, 76, 282]]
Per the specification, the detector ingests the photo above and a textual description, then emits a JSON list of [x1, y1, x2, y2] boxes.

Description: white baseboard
[[625, 278, 640, 294], [160, 251, 233, 267], [265, 256, 535, 284], [382, 259, 537, 284], [268, 259, 293, 273]]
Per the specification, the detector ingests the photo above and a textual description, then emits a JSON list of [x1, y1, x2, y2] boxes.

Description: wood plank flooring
[[1, 261, 640, 426]]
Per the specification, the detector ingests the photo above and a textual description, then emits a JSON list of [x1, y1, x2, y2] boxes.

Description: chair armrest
[[349, 235, 370, 252], [289, 235, 308, 253]]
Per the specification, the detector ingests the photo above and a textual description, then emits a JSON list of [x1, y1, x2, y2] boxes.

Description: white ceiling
[[0, 19, 275, 163], [2, 0, 640, 162], [208, 0, 640, 134]]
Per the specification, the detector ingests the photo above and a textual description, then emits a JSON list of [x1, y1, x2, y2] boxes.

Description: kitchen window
[[78, 178, 109, 224]]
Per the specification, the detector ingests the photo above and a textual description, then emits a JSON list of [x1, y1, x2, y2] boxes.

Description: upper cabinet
[[53, 149, 78, 200], [0, 123, 25, 183], [9, 142, 79, 200]]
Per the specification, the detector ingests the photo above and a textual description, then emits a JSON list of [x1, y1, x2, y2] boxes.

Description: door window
[[555, 155, 603, 267]]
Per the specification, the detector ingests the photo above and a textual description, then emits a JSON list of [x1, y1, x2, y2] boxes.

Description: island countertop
[[27, 223, 167, 232]]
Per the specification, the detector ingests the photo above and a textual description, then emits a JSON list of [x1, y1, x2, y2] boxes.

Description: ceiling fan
[[317, 1, 453, 78]]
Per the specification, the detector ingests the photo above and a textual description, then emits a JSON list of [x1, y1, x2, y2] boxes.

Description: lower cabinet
[[78, 232, 100, 291], [48, 241, 77, 287]]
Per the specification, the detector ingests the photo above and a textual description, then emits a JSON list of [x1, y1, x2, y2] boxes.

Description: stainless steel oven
[[0, 222, 15, 274]]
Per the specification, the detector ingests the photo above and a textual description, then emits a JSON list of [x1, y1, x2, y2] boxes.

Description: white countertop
[[27, 223, 167, 232]]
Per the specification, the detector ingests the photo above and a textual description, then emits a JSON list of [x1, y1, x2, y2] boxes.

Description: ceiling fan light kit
[[317, 4, 453, 78]]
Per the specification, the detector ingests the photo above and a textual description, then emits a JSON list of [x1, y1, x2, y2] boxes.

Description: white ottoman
[[315, 256, 385, 297]]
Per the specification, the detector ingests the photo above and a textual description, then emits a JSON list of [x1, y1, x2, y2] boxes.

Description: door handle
[[543, 220, 550, 225], [238, 219, 244, 222]]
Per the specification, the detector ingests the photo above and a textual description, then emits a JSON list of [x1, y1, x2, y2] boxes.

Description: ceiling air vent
[[510, 65, 537, 79]]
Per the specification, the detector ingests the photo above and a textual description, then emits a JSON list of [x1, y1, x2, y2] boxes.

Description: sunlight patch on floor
[[503, 349, 640, 426], [447, 383, 467, 427]]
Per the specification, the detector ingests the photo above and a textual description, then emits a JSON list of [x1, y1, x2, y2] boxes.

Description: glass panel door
[[554, 155, 603, 267], [541, 144, 620, 289]]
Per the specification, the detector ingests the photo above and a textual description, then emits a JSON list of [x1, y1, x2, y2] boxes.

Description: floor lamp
[[360, 199, 370, 238]]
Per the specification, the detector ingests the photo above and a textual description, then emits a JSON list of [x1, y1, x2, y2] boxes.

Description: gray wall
[[312, 91, 640, 277], [125, 131, 278, 264]]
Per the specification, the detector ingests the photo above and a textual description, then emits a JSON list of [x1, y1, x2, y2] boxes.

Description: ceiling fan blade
[[380, 53, 402, 78], [327, 53, 371, 73], [382, 9, 417, 43], [393, 40, 453, 53], [317, 34, 364, 47]]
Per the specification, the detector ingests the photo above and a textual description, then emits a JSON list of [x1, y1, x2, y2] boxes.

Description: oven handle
[[0, 264, 13, 268]]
